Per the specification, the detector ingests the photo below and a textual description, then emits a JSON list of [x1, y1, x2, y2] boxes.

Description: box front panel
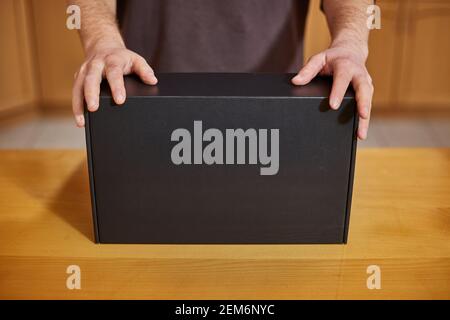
[[89, 97, 356, 243]]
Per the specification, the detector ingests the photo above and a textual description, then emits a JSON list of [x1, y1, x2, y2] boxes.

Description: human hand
[[72, 42, 158, 127], [292, 40, 373, 139]]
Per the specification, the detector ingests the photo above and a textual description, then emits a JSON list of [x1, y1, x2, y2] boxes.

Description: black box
[[85, 73, 357, 244]]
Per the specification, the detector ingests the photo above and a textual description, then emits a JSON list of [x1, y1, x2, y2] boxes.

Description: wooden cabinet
[[0, 0, 83, 115], [30, 0, 84, 108], [304, 0, 331, 63], [0, 0, 449, 116], [365, 1, 402, 108], [396, 0, 450, 109], [306, 0, 450, 110], [0, 0, 39, 115]]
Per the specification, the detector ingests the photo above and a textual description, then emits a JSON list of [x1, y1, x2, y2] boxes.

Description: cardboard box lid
[[100, 73, 355, 99]]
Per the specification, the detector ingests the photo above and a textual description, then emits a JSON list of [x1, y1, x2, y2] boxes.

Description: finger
[[358, 115, 370, 140], [132, 54, 158, 85], [329, 68, 352, 110], [72, 67, 86, 127], [291, 52, 326, 85], [83, 59, 105, 112], [352, 73, 374, 120], [105, 62, 126, 105]]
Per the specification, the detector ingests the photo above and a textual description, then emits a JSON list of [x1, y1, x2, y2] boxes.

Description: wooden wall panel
[[366, 1, 404, 108], [397, 0, 450, 109], [305, 0, 402, 109], [1, 0, 448, 116], [30, 0, 84, 109], [306, 0, 450, 110], [0, 0, 39, 115], [304, 0, 331, 63]]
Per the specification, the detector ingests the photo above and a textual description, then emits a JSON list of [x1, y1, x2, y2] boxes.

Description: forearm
[[70, 0, 157, 127], [323, 0, 373, 61], [293, 0, 375, 139], [68, 0, 124, 55]]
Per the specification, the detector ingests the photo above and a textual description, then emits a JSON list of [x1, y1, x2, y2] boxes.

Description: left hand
[[292, 41, 374, 140]]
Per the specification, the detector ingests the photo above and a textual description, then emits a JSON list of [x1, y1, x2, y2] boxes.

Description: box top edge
[[100, 73, 355, 99]]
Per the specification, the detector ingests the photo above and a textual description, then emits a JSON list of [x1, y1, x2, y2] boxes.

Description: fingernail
[[360, 129, 367, 140], [116, 93, 125, 104], [76, 115, 84, 127], [146, 73, 158, 85], [293, 74, 303, 83], [330, 99, 340, 109], [88, 103, 97, 111]]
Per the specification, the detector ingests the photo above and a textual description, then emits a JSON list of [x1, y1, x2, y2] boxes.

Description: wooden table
[[0, 149, 449, 299]]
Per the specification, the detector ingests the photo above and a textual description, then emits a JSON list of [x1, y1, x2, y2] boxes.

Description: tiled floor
[[0, 113, 85, 149], [361, 115, 450, 147], [0, 112, 449, 149]]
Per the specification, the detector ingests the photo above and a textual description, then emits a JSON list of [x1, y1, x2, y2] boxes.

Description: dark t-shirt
[[117, 0, 310, 72]]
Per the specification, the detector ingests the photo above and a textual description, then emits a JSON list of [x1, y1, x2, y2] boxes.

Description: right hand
[[72, 43, 158, 127]]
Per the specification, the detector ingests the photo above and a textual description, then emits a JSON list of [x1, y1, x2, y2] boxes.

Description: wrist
[[330, 29, 369, 62], [330, 33, 369, 62], [84, 35, 125, 57]]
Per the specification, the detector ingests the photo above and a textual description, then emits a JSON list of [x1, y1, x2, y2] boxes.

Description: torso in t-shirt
[[117, 0, 310, 72]]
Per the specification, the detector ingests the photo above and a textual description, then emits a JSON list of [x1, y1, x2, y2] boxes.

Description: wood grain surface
[[0, 149, 449, 299]]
